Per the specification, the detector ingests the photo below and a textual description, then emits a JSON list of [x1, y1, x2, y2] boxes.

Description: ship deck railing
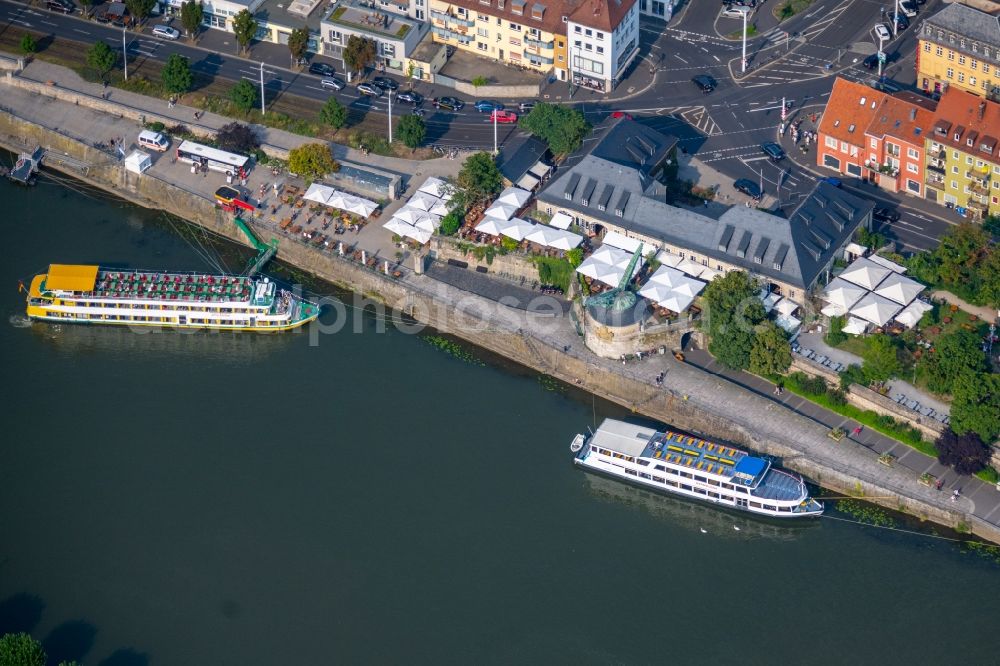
[[84, 270, 254, 303], [751, 468, 806, 502]]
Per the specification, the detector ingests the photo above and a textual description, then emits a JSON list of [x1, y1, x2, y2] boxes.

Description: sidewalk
[[931, 290, 999, 324], [14, 56, 463, 179]]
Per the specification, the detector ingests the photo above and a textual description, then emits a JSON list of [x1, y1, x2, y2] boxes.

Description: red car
[[489, 110, 518, 124], [611, 111, 634, 120]]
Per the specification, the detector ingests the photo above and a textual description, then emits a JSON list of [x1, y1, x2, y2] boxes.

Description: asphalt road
[[0, 0, 954, 248]]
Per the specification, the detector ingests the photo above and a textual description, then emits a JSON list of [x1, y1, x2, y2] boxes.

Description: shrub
[[825, 315, 847, 346], [936, 428, 990, 476], [438, 210, 462, 236]]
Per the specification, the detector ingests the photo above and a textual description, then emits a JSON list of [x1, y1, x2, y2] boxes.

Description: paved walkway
[[931, 290, 999, 324]]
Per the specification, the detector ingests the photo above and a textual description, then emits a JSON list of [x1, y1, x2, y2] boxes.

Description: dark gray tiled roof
[[497, 135, 549, 183], [538, 118, 873, 289], [922, 3, 1000, 49]]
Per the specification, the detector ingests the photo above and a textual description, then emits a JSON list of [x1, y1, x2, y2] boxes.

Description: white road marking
[[675, 54, 688, 63], [73, 28, 90, 34]]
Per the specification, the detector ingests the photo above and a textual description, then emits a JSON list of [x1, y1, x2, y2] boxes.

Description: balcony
[[926, 174, 944, 187], [431, 26, 471, 44], [430, 9, 474, 27], [967, 199, 988, 212], [926, 163, 945, 175], [866, 162, 899, 179], [524, 36, 554, 49]]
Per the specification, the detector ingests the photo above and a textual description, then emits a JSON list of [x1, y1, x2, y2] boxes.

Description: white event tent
[[499, 218, 535, 241], [823, 277, 868, 312], [874, 273, 924, 305], [638, 265, 706, 313], [839, 257, 892, 290], [549, 211, 573, 230], [495, 186, 531, 208], [601, 231, 643, 254], [577, 245, 643, 288], [894, 300, 933, 328], [843, 317, 869, 335], [418, 176, 453, 201], [303, 183, 378, 217]]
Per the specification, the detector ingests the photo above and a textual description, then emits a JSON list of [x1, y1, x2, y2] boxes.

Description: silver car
[[152, 24, 180, 40]]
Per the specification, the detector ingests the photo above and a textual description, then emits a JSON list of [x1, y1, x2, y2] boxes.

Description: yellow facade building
[[916, 2, 1000, 102]]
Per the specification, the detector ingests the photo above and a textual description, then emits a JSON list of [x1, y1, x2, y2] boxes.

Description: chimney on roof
[[909, 108, 916, 121], [980, 101, 987, 120]]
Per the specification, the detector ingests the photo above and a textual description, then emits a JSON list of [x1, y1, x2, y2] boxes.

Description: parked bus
[[175, 141, 250, 178]]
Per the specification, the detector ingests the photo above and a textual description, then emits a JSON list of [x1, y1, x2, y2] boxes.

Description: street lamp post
[[892, 0, 899, 38], [493, 105, 498, 155], [122, 25, 128, 80], [740, 7, 750, 73], [877, 33, 886, 79], [259, 62, 266, 114], [387, 89, 393, 144]]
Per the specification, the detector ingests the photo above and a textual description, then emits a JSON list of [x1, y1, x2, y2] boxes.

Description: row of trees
[[906, 222, 1000, 309]]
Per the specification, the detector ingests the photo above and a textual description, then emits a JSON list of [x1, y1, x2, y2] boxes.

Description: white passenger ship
[[25, 264, 319, 331], [571, 419, 824, 518]]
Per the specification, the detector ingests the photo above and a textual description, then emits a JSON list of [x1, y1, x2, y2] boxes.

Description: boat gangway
[[8, 146, 43, 185]]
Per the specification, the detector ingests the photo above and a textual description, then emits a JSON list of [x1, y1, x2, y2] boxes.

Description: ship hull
[[25, 311, 317, 332]]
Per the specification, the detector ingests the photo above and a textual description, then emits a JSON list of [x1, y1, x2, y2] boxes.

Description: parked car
[[898, 0, 917, 16], [873, 206, 900, 222], [396, 90, 423, 104], [357, 82, 383, 97], [610, 110, 634, 120], [320, 77, 346, 91], [734, 178, 762, 198], [519, 100, 538, 113], [691, 75, 716, 93], [151, 24, 180, 40], [761, 142, 785, 161], [46, 0, 75, 13], [874, 23, 892, 41], [863, 53, 880, 69], [489, 110, 518, 124], [475, 100, 504, 113], [721, 6, 748, 17], [372, 76, 399, 91], [433, 96, 464, 111], [308, 62, 336, 77], [893, 14, 909, 30], [820, 176, 842, 187]]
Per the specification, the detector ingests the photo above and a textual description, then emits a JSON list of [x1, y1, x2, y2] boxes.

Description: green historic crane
[[584, 242, 643, 312]]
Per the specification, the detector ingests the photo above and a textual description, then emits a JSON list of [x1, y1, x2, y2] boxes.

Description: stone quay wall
[[3, 108, 997, 546]]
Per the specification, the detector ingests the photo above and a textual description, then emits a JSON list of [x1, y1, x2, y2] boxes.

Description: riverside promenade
[[3, 57, 1000, 543]]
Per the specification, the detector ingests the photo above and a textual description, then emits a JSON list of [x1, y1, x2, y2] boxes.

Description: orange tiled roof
[[929, 87, 1000, 162], [569, 0, 635, 31], [865, 95, 935, 149], [817, 78, 884, 147]]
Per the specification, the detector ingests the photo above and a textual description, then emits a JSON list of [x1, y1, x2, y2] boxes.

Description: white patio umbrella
[[874, 272, 924, 305], [577, 256, 624, 286], [474, 217, 505, 236], [394, 205, 429, 225], [602, 230, 642, 253], [525, 225, 564, 247], [843, 316, 869, 335], [821, 303, 848, 317], [697, 266, 722, 281], [670, 275, 706, 298], [850, 292, 902, 326], [840, 256, 891, 290], [326, 191, 350, 209], [548, 229, 583, 250], [418, 176, 448, 198], [638, 282, 674, 305], [499, 218, 535, 241], [675, 258, 704, 277], [774, 297, 799, 317], [412, 212, 442, 232], [646, 265, 687, 288], [894, 299, 933, 328], [383, 218, 414, 236], [428, 199, 451, 216], [341, 194, 377, 217], [401, 226, 432, 244], [658, 291, 697, 313], [823, 277, 867, 311], [590, 245, 635, 271], [496, 186, 531, 208], [760, 291, 781, 312], [657, 251, 683, 268], [775, 313, 802, 334], [484, 202, 517, 221], [407, 191, 440, 212], [303, 183, 335, 203], [549, 212, 573, 230]]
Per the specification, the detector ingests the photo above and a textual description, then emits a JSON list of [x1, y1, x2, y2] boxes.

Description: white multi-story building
[[566, 0, 639, 93], [636, 0, 673, 21]]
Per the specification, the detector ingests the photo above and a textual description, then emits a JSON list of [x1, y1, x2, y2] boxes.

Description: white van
[[137, 130, 170, 152]]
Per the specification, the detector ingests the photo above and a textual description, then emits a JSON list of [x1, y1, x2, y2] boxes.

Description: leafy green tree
[[19, 34, 36, 56], [86, 41, 117, 81], [936, 428, 990, 476], [125, 0, 156, 24], [951, 372, 1000, 444], [922, 329, 986, 395], [228, 79, 258, 114], [566, 247, 583, 268], [518, 102, 591, 156], [342, 35, 376, 74], [749, 321, 792, 377], [288, 143, 339, 182], [288, 26, 310, 64], [824, 314, 847, 347], [161, 53, 193, 94], [984, 215, 1000, 238], [702, 271, 765, 370], [180, 0, 204, 37], [215, 122, 259, 154], [936, 222, 988, 287], [856, 226, 885, 250], [395, 114, 426, 150], [861, 334, 900, 383], [455, 152, 502, 209], [437, 209, 462, 236], [232, 9, 258, 55], [0, 632, 46, 666], [980, 245, 1000, 309], [319, 97, 347, 129]]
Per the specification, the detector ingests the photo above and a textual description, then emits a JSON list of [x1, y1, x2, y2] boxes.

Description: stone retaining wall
[[4, 108, 999, 546], [430, 239, 541, 281], [847, 384, 947, 440]]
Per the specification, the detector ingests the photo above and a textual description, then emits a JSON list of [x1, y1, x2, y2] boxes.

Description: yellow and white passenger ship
[[25, 264, 319, 331]]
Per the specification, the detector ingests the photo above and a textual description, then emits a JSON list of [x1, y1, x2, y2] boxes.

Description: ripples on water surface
[[1, 167, 998, 665]]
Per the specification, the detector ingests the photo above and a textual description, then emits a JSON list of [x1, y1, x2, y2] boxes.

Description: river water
[[1, 167, 997, 665]]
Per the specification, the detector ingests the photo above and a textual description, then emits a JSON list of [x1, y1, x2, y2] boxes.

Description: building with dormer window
[[917, 2, 1000, 102]]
